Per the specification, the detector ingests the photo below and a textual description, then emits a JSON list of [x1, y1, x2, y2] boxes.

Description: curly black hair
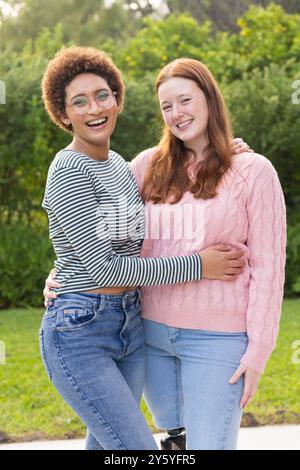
[[41, 46, 125, 133]]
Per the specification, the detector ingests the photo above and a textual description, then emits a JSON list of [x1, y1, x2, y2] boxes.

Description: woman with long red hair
[[129, 58, 286, 450]]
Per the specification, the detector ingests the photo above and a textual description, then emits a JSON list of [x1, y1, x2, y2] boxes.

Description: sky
[[0, 0, 167, 15], [0, 1, 24, 17]]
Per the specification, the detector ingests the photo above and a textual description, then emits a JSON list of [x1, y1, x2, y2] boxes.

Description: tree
[[0, 0, 140, 52], [119, 12, 213, 78], [123, 0, 155, 17], [223, 64, 300, 219], [118, 4, 300, 82], [1, 4, 300, 304], [166, 0, 300, 31], [0, 25, 67, 225]]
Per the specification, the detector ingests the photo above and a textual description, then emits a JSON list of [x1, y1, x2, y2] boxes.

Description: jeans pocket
[[55, 305, 97, 332], [39, 329, 52, 381]]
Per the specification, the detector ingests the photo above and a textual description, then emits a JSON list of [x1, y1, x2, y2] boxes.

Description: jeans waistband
[[51, 289, 140, 309]]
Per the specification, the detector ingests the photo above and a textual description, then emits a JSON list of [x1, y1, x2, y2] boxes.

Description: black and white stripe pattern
[[42, 149, 202, 294]]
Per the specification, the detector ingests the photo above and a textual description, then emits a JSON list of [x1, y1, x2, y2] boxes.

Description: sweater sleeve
[[240, 158, 286, 373], [47, 166, 202, 287]]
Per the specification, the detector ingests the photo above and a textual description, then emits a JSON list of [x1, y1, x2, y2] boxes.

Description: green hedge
[[1, 5, 299, 306], [0, 224, 55, 309], [285, 222, 300, 296]]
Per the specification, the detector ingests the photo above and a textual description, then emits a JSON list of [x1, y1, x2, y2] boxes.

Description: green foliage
[[166, 0, 300, 32], [0, 26, 69, 225], [233, 4, 300, 71], [0, 224, 55, 309], [119, 13, 213, 78], [118, 5, 300, 82], [223, 64, 300, 217], [0, 0, 140, 52], [242, 299, 300, 426], [112, 72, 162, 159], [285, 223, 300, 296], [0, 4, 299, 306]]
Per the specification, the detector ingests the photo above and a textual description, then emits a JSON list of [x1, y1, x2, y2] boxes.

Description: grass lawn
[[0, 299, 299, 442]]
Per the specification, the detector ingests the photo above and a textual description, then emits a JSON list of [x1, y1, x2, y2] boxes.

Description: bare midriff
[[83, 286, 137, 295]]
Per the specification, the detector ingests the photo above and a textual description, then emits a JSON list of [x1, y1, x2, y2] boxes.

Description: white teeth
[[87, 118, 107, 126], [177, 119, 193, 129]]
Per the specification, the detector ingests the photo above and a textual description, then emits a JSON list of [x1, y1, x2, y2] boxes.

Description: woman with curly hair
[[40, 47, 248, 450]]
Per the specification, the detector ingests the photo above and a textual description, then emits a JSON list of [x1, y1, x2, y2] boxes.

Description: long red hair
[[141, 58, 233, 203]]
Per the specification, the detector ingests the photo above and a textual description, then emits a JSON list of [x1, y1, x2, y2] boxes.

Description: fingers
[[226, 250, 244, 260], [229, 372, 240, 384], [228, 258, 245, 266], [227, 263, 245, 271], [205, 245, 246, 259], [229, 365, 255, 409], [232, 138, 243, 145], [46, 280, 61, 289], [231, 137, 253, 155], [46, 277, 61, 289], [44, 270, 59, 306], [240, 387, 251, 409], [220, 268, 244, 278], [226, 258, 245, 268], [221, 274, 239, 282], [234, 144, 250, 154], [230, 365, 260, 409], [43, 275, 59, 306], [220, 253, 246, 281], [233, 142, 246, 149], [229, 364, 245, 384], [224, 267, 244, 276], [209, 244, 232, 252], [240, 385, 257, 409], [50, 268, 57, 278], [43, 287, 57, 299]]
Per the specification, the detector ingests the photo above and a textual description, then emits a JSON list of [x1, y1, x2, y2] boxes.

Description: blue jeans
[[39, 290, 158, 450], [143, 319, 249, 450]]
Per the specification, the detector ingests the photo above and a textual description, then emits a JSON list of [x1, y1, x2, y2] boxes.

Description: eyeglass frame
[[65, 90, 118, 115]]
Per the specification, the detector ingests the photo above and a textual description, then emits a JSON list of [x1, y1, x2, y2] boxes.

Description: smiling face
[[62, 73, 118, 150], [158, 76, 209, 149]]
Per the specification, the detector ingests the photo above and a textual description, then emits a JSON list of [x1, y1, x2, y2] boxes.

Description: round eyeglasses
[[66, 90, 117, 115]]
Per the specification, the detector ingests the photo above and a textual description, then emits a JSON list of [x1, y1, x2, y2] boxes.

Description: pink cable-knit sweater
[[130, 149, 286, 374]]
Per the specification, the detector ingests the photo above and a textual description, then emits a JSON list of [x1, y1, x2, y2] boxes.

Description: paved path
[[1, 425, 300, 450]]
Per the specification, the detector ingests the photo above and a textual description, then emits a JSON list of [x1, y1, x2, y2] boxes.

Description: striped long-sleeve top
[[42, 149, 202, 294]]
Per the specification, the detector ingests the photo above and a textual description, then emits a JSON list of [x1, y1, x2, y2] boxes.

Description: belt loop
[[55, 306, 64, 329], [99, 295, 105, 313]]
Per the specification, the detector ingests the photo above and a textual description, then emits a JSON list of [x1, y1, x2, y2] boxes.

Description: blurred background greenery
[[0, 1, 300, 307], [0, 0, 300, 443]]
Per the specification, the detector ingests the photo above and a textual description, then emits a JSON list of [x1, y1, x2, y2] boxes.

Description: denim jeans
[[143, 319, 249, 450], [39, 290, 158, 450]]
